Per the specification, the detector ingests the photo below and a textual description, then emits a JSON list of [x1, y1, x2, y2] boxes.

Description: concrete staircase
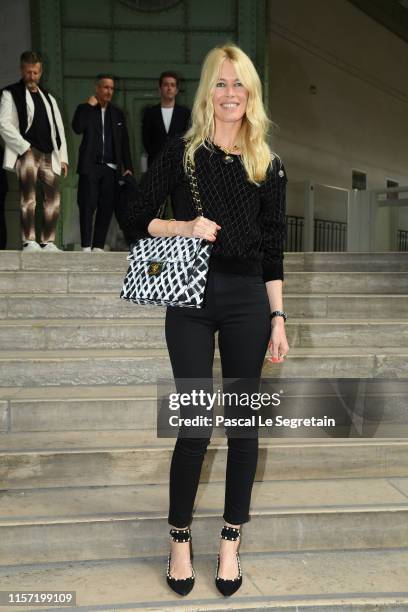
[[0, 250, 408, 611]]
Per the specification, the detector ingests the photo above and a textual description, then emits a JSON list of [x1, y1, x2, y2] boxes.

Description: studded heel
[[166, 526, 195, 596], [215, 525, 242, 596]]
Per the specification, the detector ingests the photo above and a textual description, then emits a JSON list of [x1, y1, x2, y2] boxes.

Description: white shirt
[[101, 107, 117, 170], [161, 106, 174, 133]]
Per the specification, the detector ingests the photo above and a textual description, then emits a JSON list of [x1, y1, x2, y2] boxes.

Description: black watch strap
[[270, 310, 287, 322]]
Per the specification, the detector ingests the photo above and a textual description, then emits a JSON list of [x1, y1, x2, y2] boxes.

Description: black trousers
[[0, 189, 7, 249], [165, 267, 271, 527], [77, 165, 117, 248]]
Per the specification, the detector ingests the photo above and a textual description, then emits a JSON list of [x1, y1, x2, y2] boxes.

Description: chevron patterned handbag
[[120, 157, 213, 308]]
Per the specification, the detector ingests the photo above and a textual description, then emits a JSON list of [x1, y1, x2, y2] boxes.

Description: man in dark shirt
[[72, 74, 133, 252], [0, 50, 68, 252], [142, 71, 191, 168], [25, 89, 54, 154]]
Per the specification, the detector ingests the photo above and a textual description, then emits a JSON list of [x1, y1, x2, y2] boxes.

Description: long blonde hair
[[183, 43, 274, 184]]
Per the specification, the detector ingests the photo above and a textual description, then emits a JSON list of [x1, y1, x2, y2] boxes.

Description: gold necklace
[[214, 142, 240, 164]]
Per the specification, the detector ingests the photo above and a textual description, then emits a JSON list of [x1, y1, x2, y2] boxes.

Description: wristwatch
[[270, 310, 287, 322]]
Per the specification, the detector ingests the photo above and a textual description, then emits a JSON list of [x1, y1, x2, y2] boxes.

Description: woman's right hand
[[181, 216, 221, 242]]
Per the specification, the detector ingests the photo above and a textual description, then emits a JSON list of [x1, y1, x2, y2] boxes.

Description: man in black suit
[[142, 71, 190, 168], [72, 74, 133, 252]]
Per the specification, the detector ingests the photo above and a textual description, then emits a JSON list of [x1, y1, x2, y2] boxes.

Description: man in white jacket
[[0, 50, 68, 252]]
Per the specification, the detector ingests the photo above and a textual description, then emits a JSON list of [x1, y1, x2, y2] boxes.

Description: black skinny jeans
[[165, 266, 271, 528]]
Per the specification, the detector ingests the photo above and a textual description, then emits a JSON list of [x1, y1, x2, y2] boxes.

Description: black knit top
[[117, 136, 287, 282]]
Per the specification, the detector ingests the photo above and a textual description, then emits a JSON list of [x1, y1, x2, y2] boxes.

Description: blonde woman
[[118, 43, 289, 597]]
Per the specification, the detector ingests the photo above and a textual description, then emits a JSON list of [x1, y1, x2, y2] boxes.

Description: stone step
[[0, 318, 167, 350], [1, 318, 408, 350], [1, 346, 408, 387], [0, 384, 157, 432], [2, 382, 407, 433], [1, 432, 408, 488], [0, 549, 407, 611], [0, 347, 173, 387], [1, 479, 408, 565], [0, 293, 164, 319], [1, 270, 408, 294], [1, 293, 408, 320], [2, 249, 408, 271], [303, 251, 408, 271], [0, 251, 128, 272]]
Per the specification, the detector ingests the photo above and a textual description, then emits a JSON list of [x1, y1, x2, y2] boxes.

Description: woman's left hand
[[267, 318, 289, 363]]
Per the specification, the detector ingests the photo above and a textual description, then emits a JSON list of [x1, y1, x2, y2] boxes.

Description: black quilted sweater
[[116, 136, 287, 282]]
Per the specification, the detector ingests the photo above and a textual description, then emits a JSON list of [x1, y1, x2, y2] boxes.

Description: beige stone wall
[[268, 0, 408, 231]]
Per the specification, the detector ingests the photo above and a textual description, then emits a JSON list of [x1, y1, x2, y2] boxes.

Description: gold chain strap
[[186, 156, 204, 216]]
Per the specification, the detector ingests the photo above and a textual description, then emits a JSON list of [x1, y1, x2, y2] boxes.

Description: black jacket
[[142, 103, 190, 167], [72, 103, 133, 176]]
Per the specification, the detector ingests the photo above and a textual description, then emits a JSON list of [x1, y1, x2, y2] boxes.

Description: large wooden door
[[31, 0, 267, 246]]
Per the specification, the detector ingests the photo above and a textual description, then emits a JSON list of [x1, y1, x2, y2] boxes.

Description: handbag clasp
[[148, 261, 164, 276]]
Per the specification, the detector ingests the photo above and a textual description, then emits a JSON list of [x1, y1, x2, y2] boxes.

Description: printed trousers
[[16, 147, 60, 243], [165, 266, 271, 527]]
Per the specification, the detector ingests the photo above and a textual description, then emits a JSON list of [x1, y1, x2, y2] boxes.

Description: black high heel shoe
[[215, 525, 242, 596], [166, 526, 195, 596]]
